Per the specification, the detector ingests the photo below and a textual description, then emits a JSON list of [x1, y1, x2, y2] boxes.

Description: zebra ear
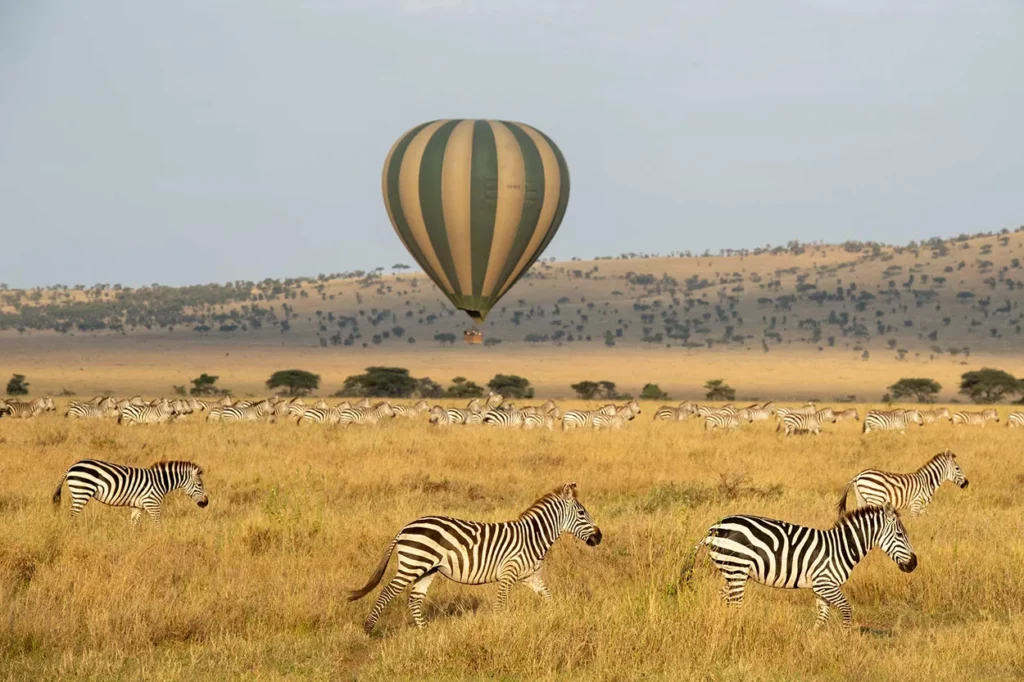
[[882, 501, 897, 517], [561, 483, 577, 499]]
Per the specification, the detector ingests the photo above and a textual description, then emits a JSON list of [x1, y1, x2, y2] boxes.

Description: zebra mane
[[833, 504, 892, 528], [150, 460, 203, 474], [518, 487, 572, 520]]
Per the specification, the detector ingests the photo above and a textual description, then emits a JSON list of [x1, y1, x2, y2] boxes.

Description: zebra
[[680, 503, 916, 629], [592, 406, 634, 430], [951, 409, 999, 427], [836, 450, 969, 517], [483, 409, 525, 428], [220, 400, 273, 423], [704, 413, 742, 432], [484, 392, 504, 410], [738, 402, 775, 423], [862, 409, 923, 434], [833, 408, 859, 423], [66, 401, 116, 419], [777, 408, 836, 436], [1, 400, 45, 419], [562, 404, 616, 431], [349, 482, 601, 632], [339, 402, 395, 426], [775, 403, 816, 422], [443, 407, 484, 425], [52, 459, 209, 525], [523, 412, 556, 430], [353, 398, 372, 408], [392, 400, 429, 418], [539, 400, 560, 419], [428, 405, 450, 426], [920, 407, 951, 424], [118, 400, 175, 426], [297, 406, 345, 425], [1008, 412, 1024, 428], [653, 405, 690, 422]]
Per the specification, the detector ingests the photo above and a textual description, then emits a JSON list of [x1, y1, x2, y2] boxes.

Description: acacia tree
[[959, 368, 1021, 403], [703, 379, 736, 401], [488, 374, 534, 399], [266, 369, 320, 396], [5, 374, 28, 396], [888, 378, 942, 403]]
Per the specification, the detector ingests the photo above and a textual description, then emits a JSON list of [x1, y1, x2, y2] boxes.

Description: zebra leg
[[813, 582, 853, 629], [69, 492, 91, 519], [407, 570, 437, 629], [714, 562, 749, 607], [130, 509, 143, 525], [522, 572, 553, 602], [494, 571, 518, 611], [142, 500, 163, 526], [364, 568, 420, 633], [814, 596, 831, 627]]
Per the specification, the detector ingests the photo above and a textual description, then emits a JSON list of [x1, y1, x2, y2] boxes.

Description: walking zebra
[[951, 409, 999, 427], [738, 402, 775, 423], [562, 404, 616, 431], [862, 409, 923, 434], [680, 504, 916, 628], [0, 400, 45, 419], [392, 400, 429, 418], [1008, 412, 1024, 428], [442, 407, 484, 425], [704, 413, 742, 432], [523, 412, 556, 430], [118, 400, 174, 426], [52, 459, 209, 525], [349, 483, 601, 632], [66, 401, 117, 419], [483, 409, 525, 428], [220, 400, 273, 423], [777, 408, 836, 436], [592, 406, 634, 430], [339, 402, 395, 426], [653, 405, 691, 422], [297, 406, 345, 425], [836, 450, 969, 517], [833, 408, 859, 423], [920, 408, 951, 424]]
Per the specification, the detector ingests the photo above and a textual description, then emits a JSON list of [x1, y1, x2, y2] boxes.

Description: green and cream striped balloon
[[382, 119, 570, 323]]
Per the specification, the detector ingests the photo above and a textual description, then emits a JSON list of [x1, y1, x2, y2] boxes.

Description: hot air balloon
[[382, 119, 570, 343]]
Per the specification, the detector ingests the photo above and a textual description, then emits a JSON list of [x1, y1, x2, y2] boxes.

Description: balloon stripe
[[534, 128, 572, 256], [418, 120, 463, 303], [487, 121, 547, 308], [494, 125, 564, 301], [398, 121, 455, 294], [383, 122, 436, 288], [441, 120, 476, 296], [469, 120, 498, 301], [480, 121, 526, 300]]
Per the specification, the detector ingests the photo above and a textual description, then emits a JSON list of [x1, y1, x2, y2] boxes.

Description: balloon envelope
[[382, 119, 570, 323]]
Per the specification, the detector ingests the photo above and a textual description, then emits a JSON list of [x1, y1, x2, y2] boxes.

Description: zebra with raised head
[[837, 450, 968, 517], [680, 503, 916, 629], [392, 400, 429, 418], [118, 400, 174, 426], [920, 407, 951, 424], [339, 402, 395, 426], [952, 409, 999, 427], [52, 459, 209, 525], [484, 392, 504, 410], [1008, 412, 1024, 428], [349, 482, 601, 632], [778, 408, 836, 436], [561, 404, 616, 431], [862, 409, 923, 434]]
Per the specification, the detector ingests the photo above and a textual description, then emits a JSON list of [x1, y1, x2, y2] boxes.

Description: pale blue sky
[[1, 0, 1022, 288]]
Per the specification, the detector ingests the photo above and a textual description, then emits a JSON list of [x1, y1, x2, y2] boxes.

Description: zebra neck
[[828, 519, 874, 572], [516, 506, 564, 551], [151, 465, 185, 496], [916, 459, 945, 491]]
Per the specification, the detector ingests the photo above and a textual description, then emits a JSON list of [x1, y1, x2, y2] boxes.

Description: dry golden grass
[[2, 401, 1023, 680]]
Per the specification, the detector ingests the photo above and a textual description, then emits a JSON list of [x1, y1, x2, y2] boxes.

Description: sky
[[1, 0, 1022, 288]]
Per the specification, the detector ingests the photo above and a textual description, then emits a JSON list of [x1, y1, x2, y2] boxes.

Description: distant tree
[[434, 332, 457, 346], [5, 374, 29, 396], [703, 379, 736, 401], [959, 368, 1022, 403], [640, 383, 670, 401], [266, 369, 320, 396], [888, 378, 942, 403], [604, 330, 616, 347], [341, 366, 424, 398], [445, 376, 485, 398], [571, 381, 600, 400], [414, 377, 444, 399], [488, 374, 534, 399], [598, 381, 619, 399]]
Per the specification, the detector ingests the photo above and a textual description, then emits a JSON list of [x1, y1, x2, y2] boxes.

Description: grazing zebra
[[777, 408, 836, 436], [1008, 412, 1024, 428], [392, 400, 429, 418], [220, 401, 273, 423], [483, 409, 525, 428], [592, 406, 634, 430], [52, 459, 209, 525], [653, 405, 690, 422], [680, 504, 916, 628], [66, 401, 116, 419], [833, 408, 859, 423], [862, 409, 923, 434], [951, 409, 999, 427], [349, 482, 601, 632], [339, 402, 395, 426], [836, 450, 969, 517], [562, 404, 616, 431], [1, 400, 45, 419], [704, 413, 742, 432], [920, 407, 951, 424], [118, 401, 174, 426]]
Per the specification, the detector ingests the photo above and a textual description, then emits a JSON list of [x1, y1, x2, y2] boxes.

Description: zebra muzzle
[[197, 497, 209, 508], [586, 528, 603, 546], [960, 480, 970, 489], [900, 554, 918, 573]]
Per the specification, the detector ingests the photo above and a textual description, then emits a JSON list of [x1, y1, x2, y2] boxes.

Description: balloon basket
[[464, 329, 484, 345]]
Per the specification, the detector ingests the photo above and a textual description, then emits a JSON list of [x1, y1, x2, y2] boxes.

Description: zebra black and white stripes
[[118, 401, 174, 426], [52, 459, 209, 524], [339, 402, 395, 426], [952, 409, 999, 427], [862, 409, 923, 434], [349, 483, 601, 632], [681, 504, 917, 628], [777, 408, 836, 436], [837, 450, 969, 516], [1009, 412, 1024, 428]]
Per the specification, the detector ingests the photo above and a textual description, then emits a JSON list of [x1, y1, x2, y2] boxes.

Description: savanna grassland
[[2, 401, 1023, 681]]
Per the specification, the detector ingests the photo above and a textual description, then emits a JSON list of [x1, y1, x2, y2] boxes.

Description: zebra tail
[[835, 479, 853, 518], [678, 535, 710, 585], [52, 472, 67, 507], [348, 534, 400, 602]]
